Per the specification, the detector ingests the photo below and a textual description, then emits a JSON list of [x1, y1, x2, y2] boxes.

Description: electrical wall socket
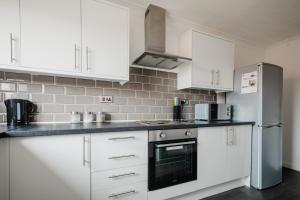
[[99, 96, 113, 103]]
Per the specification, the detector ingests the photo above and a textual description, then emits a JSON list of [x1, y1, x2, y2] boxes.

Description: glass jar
[[70, 112, 81, 123], [83, 112, 94, 123], [96, 112, 105, 123]]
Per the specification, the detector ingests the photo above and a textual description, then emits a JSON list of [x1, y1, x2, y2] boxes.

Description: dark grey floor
[[204, 168, 300, 200]]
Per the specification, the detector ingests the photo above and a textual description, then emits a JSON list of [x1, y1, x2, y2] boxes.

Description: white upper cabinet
[[82, 0, 129, 82], [0, 0, 20, 66], [20, 0, 81, 73], [178, 30, 235, 91]]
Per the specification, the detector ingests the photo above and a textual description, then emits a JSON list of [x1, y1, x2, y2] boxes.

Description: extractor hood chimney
[[132, 4, 191, 70]]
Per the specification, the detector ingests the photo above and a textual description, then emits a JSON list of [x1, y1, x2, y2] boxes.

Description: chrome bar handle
[[211, 69, 215, 86], [10, 33, 16, 63], [74, 44, 77, 69], [108, 154, 136, 160], [83, 136, 90, 166], [108, 190, 136, 198], [156, 141, 196, 148], [216, 70, 220, 85], [86, 46, 90, 71], [108, 172, 136, 179], [108, 136, 136, 141]]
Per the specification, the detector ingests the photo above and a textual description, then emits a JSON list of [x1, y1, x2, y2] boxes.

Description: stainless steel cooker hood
[[132, 4, 191, 70]]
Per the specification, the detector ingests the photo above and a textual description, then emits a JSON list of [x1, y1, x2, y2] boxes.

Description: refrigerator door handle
[[258, 123, 283, 128]]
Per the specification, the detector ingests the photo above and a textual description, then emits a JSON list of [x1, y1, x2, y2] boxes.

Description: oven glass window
[[149, 139, 197, 191]]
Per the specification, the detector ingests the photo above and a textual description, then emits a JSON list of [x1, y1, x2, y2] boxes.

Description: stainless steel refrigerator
[[227, 62, 283, 190]]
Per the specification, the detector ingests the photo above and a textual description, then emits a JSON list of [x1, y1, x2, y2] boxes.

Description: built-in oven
[[148, 129, 197, 191]]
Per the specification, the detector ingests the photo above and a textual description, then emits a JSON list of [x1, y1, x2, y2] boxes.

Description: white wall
[[264, 35, 300, 171]]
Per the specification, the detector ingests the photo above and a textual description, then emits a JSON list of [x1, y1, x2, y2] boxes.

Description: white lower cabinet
[[10, 134, 91, 200], [0, 139, 9, 200], [6, 127, 250, 200], [197, 125, 251, 189], [197, 127, 228, 188], [227, 126, 252, 180], [91, 131, 148, 200]]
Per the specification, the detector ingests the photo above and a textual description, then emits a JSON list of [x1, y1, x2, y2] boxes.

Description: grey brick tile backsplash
[[0, 67, 216, 122]]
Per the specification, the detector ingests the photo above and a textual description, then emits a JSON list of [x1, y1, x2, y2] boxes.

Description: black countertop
[[0, 120, 254, 138]]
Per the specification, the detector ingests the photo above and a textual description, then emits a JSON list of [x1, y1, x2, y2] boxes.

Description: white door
[[214, 39, 234, 90], [10, 135, 90, 200], [20, 0, 81, 72], [0, 0, 20, 66], [197, 127, 228, 188], [0, 139, 9, 200], [227, 126, 252, 180], [191, 31, 215, 89], [82, 0, 129, 80]]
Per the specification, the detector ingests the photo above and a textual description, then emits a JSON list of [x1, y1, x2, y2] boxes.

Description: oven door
[[148, 138, 197, 191]]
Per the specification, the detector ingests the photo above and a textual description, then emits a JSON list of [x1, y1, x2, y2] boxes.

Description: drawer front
[[92, 181, 147, 200], [91, 131, 148, 172], [92, 165, 147, 190]]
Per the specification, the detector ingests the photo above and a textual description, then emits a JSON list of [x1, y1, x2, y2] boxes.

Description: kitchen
[[0, 0, 299, 200]]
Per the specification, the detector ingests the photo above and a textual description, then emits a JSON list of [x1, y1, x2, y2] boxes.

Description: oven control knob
[[160, 132, 167, 138], [185, 131, 192, 136]]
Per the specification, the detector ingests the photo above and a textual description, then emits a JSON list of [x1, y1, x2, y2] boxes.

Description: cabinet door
[[227, 126, 252, 181], [214, 39, 234, 90], [10, 135, 90, 200], [0, 139, 9, 200], [20, 0, 81, 72], [0, 0, 20, 66], [82, 0, 129, 81], [191, 31, 215, 89], [197, 127, 228, 188]]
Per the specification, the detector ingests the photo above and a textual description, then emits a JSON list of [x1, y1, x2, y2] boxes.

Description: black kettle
[[4, 99, 35, 127]]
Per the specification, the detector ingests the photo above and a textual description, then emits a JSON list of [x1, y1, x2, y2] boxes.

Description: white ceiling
[[129, 0, 300, 46]]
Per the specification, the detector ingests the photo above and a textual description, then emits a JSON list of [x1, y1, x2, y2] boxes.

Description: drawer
[[91, 131, 148, 172], [92, 165, 147, 190], [92, 181, 147, 200]]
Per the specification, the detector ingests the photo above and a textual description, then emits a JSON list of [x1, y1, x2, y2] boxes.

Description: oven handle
[[155, 141, 196, 148]]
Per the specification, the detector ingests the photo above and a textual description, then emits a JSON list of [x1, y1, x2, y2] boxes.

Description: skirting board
[[283, 162, 300, 172], [169, 178, 249, 200]]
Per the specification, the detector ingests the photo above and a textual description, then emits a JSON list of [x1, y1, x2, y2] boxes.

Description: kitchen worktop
[[0, 120, 254, 138]]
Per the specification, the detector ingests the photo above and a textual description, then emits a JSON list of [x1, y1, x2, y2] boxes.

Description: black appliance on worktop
[[4, 99, 35, 127]]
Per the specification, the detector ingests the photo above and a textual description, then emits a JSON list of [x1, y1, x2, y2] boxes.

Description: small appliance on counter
[[195, 103, 232, 121], [4, 99, 35, 127], [173, 97, 187, 120]]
